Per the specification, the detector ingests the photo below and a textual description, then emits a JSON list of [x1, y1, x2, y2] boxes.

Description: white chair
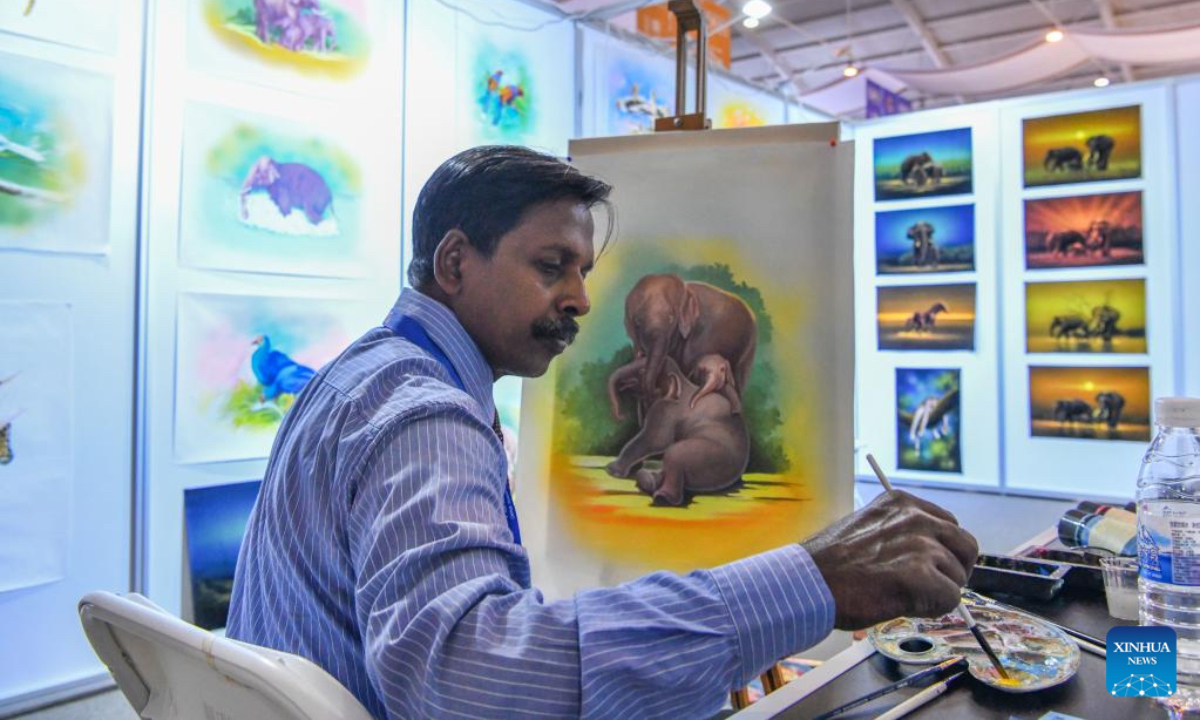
[[78, 591, 373, 720]]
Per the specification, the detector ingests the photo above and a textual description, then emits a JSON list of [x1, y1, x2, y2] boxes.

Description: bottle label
[[1139, 501, 1200, 585]]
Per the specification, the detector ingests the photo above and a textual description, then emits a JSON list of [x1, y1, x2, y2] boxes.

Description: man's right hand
[[801, 490, 979, 630]]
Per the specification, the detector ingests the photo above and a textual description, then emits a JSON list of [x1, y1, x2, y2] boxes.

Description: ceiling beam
[[740, 27, 809, 97], [888, 0, 950, 68], [1093, 0, 1136, 82], [556, 0, 648, 19]]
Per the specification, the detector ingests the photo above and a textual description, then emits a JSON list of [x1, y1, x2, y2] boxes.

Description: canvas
[[875, 204, 975, 275], [184, 480, 261, 630], [1023, 105, 1141, 187], [468, 41, 536, 142], [0, 302, 71, 592], [1024, 191, 1143, 269], [874, 128, 973, 201], [179, 102, 369, 277], [518, 127, 853, 597], [1025, 279, 1147, 354], [877, 284, 976, 351], [195, 0, 371, 79], [174, 292, 374, 463], [0, 52, 112, 255], [0, 0, 119, 54], [1029, 366, 1150, 442], [896, 368, 961, 474]]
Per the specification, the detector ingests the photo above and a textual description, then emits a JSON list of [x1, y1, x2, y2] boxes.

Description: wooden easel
[[654, 0, 711, 132]]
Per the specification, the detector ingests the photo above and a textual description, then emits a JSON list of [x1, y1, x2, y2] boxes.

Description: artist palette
[[867, 604, 1080, 692]]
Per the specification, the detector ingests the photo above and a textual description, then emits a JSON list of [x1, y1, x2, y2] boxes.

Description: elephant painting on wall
[[1022, 105, 1141, 187], [240, 155, 335, 228]]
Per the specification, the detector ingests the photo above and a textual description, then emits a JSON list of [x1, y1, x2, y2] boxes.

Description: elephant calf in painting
[[606, 357, 749, 506]]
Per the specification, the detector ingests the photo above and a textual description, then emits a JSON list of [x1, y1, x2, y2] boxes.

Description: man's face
[[457, 199, 595, 379]]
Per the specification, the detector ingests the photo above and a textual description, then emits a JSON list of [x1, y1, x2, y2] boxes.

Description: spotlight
[[1094, 76, 1110, 88], [843, 64, 859, 78], [743, 17, 760, 28], [743, 0, 772, 20], [1045, 29, 1064, 43]]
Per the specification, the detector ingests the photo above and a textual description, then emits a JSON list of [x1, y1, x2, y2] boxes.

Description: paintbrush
[[874, 671, 966, 720], [964, 590, 1107, 657], [811, 656, 966, 720], [864, 453, 1011, 681]]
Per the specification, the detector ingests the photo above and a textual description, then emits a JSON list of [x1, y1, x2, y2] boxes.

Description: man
[[228, 146, 978, 718]]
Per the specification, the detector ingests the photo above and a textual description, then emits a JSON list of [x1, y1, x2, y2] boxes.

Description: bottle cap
[[1155, 397, 1200, 428], [1058, 508, 1093, 547]]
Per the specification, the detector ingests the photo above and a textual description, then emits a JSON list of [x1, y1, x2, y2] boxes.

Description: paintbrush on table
[[865, 453, 1011, 681], [874, 671, 966, 720], [811, 656, 966, 720]]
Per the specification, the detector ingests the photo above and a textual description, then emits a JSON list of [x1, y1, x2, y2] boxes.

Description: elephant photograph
[[1022, 105, 1142, 187], [1023, 191, 1144, 269], [1024, 278, 1147, 354], [178, 102, 367, 277], [896, 368, 961, 473], [877, 283, 976, 351], [873, 127, 973, 200], [1029, 366, 1151, 441], [875, 204, 975, 274]]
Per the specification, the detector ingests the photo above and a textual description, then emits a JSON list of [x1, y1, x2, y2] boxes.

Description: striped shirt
[[227, 288, 835, 718]]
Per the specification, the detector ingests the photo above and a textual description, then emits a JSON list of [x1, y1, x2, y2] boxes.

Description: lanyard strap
[[386, 315, 522, 546]]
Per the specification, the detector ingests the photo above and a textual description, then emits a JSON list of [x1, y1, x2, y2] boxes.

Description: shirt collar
[[385, 288, 497, 428]]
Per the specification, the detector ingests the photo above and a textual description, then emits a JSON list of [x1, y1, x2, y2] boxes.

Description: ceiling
[[545, 0, 1200, 115]]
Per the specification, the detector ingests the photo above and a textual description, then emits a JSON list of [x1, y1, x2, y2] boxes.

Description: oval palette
[[867, 604, 1080, 692]]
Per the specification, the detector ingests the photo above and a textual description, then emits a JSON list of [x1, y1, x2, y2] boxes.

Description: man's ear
[[432, 229, 470, 296]]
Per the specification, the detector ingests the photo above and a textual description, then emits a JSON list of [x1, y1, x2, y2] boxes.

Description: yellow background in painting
[[536, 237, 834, 571]]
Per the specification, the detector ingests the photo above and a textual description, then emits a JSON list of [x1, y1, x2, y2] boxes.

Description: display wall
[[138, 0, 406, 627], [854, 78, 1187, 500], [0, 0, 143, 712]]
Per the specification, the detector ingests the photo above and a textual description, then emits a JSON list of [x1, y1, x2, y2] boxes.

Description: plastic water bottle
[[1138, 397, 1200, 716]]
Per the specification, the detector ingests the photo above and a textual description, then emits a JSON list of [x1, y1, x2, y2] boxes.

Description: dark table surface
[[770, 585, 1169, 719]]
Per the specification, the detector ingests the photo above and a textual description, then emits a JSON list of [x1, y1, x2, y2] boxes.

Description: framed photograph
[[1029, 366, 1150, 442], [1025, 191, 1144, 269], [1022, 105, 1141, 187], [896, 368, 961, 474], [1025, 279, 1147, 354], [877, 284, 976, 351], [875, 204, 975, 275], [873, 128, 973, 201]]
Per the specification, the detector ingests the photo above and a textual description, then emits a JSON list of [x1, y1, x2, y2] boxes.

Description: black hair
[[407, 145, 614, 288]]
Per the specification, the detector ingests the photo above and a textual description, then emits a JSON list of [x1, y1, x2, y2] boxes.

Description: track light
[[742, 0, 772, 20], [1094, 76, 1110, 88], [743, 17, 760, 28], [843, 64, 860, 78], [1045, 29, 1064, 43]]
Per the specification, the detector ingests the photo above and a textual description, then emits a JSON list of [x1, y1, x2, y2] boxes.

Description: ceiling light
[[843, 64, 860, 78], [1094, 76, 1110, 88], [742, 17, 760, 28], [1045, 29, 1065, 43], [743, 0, 772, 20]]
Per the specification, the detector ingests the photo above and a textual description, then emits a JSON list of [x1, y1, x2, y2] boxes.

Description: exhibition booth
[[1, 0, 1198, 717]]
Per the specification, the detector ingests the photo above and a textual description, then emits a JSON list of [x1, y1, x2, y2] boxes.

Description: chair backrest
[[78, 591, 373, 720]]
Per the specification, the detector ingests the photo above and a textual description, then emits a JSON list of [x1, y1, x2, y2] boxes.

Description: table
[[731, 530, 1169, 719]]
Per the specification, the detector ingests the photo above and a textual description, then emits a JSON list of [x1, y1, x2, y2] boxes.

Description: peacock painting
[[175, 293, 373, 463]]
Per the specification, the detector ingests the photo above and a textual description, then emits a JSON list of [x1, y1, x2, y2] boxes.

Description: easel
[[654, 0, 711, 132], [649, 1, 792, 707]]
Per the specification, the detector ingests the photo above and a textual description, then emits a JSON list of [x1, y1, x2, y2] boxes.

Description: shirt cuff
[[708, 544, 836, 685]]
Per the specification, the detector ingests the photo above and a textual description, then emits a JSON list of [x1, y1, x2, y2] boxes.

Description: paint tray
[[1022, 547, 1106, 592], [967, 554, 1069, 601]]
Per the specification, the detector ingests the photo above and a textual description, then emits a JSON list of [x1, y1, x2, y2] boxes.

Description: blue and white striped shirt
[[227, 288, 835, 718]]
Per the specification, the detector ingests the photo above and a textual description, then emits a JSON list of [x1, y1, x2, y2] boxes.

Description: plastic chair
[[78, 591, 372, 720]]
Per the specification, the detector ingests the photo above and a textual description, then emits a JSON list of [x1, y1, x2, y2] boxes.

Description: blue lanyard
[[386, 315, 522, 546]]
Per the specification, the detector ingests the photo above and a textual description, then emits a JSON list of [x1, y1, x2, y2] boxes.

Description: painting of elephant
[[906, 221, 938, 268], [1054, 398, 1094, 424], [1095, 391, 1125, 429], [874, 128, 972, 200], [613, 273, 757, 407], [606, 357, 749, 506], [1086, 134, 1115, 170], [1043, 147, 1083, 172], [240, 155, 333, 226], [900, 152, 933, 185]]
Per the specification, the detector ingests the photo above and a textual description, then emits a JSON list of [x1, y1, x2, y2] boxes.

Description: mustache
[[532, 316, 580, 345]]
